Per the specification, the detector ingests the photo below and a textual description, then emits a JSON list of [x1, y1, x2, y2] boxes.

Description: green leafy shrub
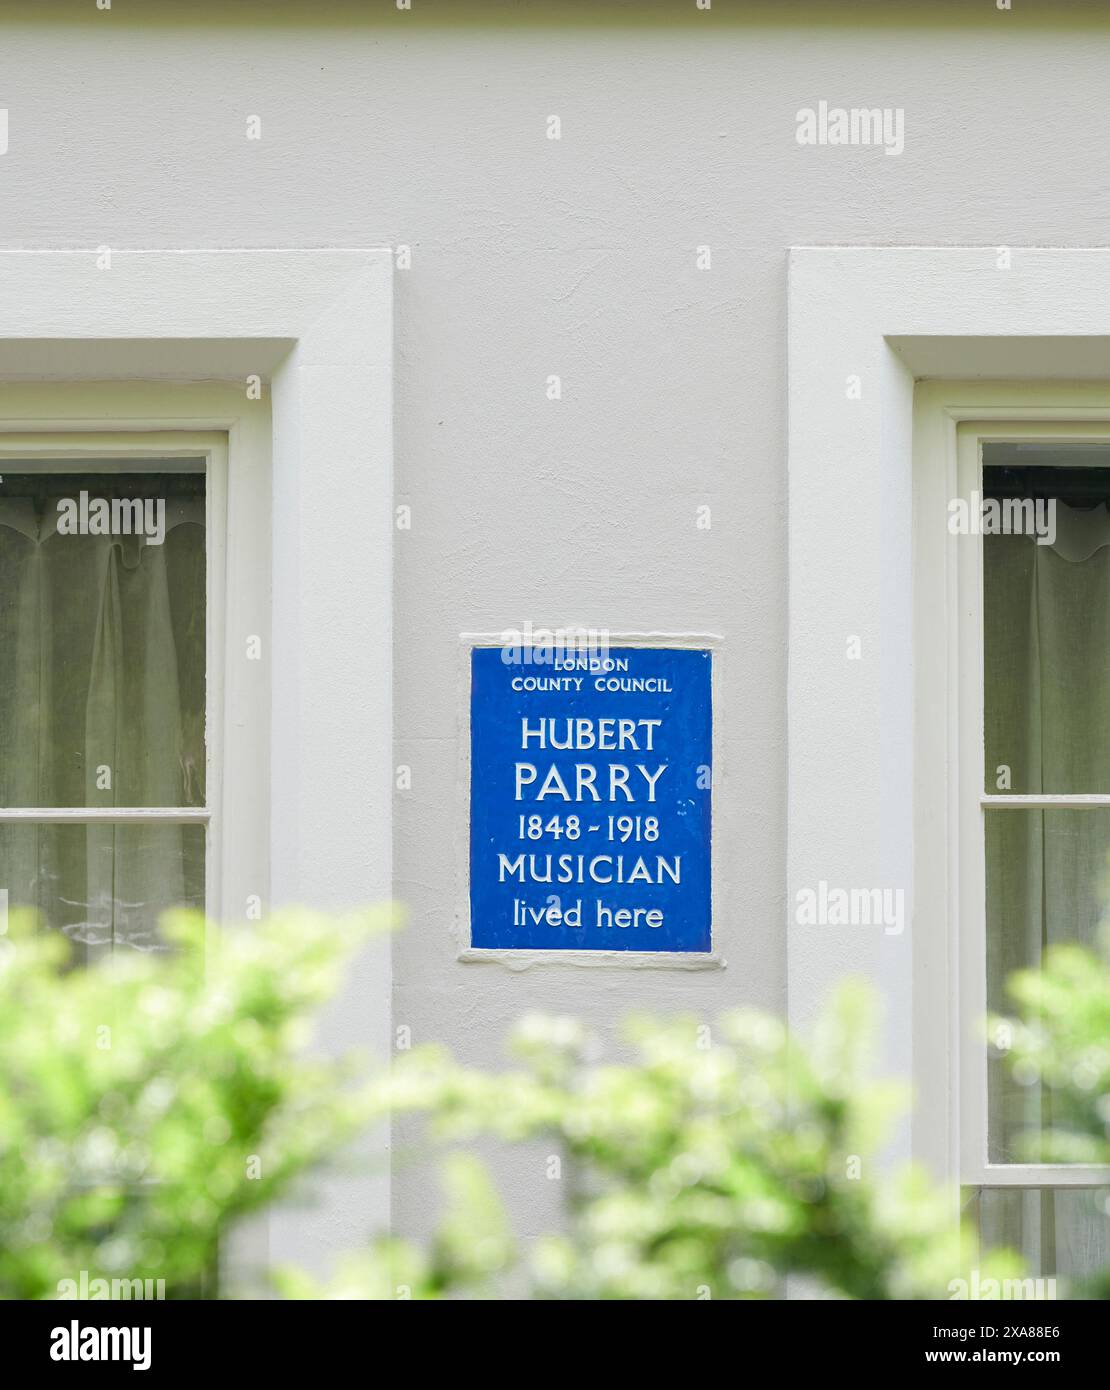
[[335, 982, 1019, 1300], [0, 906, 391, 1300], [8, 902, 1085, 1302], [990, 925, 1110, 1298], [992, 926, 1110, 1168]]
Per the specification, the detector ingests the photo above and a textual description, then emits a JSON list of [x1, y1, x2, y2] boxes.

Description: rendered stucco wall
[[4, 0, 1110, 1265]]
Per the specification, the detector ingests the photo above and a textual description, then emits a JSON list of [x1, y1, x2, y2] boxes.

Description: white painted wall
[[5, 0, 1110, 1264]]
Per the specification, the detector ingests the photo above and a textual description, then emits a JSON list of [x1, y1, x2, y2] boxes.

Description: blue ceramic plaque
[[469, 645, 712, 951]]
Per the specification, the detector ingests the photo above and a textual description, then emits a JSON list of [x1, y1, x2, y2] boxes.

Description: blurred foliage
[[990, 924, 1110, 1299], [298, 982, 1021, 1301], [0, 906, 392, 1300], [275, 1152, 513, 1301], [992, 925, 1110, 1169], [7, 902, 1108, 1301]]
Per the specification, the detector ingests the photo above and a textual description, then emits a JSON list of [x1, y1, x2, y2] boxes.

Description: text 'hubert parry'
[[56, 491, 166, 545]]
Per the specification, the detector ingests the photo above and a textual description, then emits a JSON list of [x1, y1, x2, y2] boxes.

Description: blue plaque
[[469, 645, 712, 952]]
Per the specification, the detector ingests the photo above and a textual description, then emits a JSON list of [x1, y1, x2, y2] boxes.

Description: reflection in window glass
[[983, 456, 1110, 796], [0, 822, 205, 958], [969, 1186, 1110, 1288], [985, 808, 1110, 1163], [0, 465, 207, 955], [0, 472, 206, 808]]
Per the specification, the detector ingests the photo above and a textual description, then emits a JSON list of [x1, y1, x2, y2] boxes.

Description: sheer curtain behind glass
[[983, 462, 1110, 1280], [0, 471, 205, 955]]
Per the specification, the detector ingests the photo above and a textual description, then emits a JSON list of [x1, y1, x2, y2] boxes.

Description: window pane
[[983, 451, 1110, 794], [0, 821, 205, 958], [968, 1186, 1110, 1289], [985, 807, 1110, 1162], [0, 469, 205, 807]]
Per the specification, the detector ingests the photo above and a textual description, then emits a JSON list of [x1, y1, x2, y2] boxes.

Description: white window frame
[[788, 248, 1110, 1194], [0, 422, 248, 927], [910, 383, 1110, 1201], [951, 412, 1110, 1192], [0, 249, 394, 1265]]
